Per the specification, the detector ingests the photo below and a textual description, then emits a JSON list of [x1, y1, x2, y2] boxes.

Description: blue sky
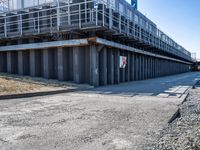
[[127, 0, 200, 58]]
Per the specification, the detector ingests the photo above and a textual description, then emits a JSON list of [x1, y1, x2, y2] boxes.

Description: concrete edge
[[168, 108, 181, 123], [167, 93, 189, 124], [0, 88, 86, 100], [180, 93, 189, 104]]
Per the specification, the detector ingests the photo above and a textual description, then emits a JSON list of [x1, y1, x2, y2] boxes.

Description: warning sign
[[119, 56, 127, 68]]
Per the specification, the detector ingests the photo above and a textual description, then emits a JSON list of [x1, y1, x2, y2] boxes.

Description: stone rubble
[[145, 84, 200, 150]]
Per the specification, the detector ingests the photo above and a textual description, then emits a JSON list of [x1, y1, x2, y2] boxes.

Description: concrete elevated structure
[[0, 0, 193, 86]]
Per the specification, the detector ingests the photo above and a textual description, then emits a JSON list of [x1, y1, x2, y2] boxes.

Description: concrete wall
[[0, 44, 191, 87]]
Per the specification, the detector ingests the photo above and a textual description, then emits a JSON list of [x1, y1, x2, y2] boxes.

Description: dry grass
[[0, 73, 90, 95], [0, 77, 53, 95]]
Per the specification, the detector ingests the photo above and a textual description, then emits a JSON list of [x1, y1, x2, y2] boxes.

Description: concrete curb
[[181, 93, 189, 104], [168, 108, 181, 123], [0, 88, 87, 100], [167, 93, 189, 124]]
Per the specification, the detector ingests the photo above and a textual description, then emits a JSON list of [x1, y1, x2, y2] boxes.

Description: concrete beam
[[0, 37, 192, 65], [93, 37, 192, 65], [0, 39, 89, 51]]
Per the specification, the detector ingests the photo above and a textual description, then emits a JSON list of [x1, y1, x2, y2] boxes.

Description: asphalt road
[[0, 72, 200, 150]]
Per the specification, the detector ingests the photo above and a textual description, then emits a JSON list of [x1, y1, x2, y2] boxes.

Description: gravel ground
[[0, 72, 199, 150], [0, 92, 181, 150], [145, 84, 200, 150]]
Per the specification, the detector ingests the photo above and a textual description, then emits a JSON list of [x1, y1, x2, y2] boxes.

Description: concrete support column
[[154, 57, 156, 78], [120, 50, 125, 83], [152, 57, 154, 78], [149, 57, 151, 79], [130, 53, 135, 81], [144, 56, 147, 80], [30, 50, 35, 76], [114, 49, 120, 84], [144, 56, 147, 79], [0, 52, 7, 72], [148, 57, 151, 79], [149, 57, 152, 78], [125, 52, 130, 82], [6, 42, 12, 74], [162, 60, 164, 76], [160, 59, 162, 76], [138, 55, 142, 80], [68, 48, 74, 81], [42, 48, 57, 79], [43, 49, 50, 79], [155, 58, 158, 77], [7, 51, 18, 74], [57, 47, 66, 81], [73, 47, 85, 84], [141, 55, 144, 80], [99, 47, 107, 86], [17, 40, 30, 76], [159, 59, 161, 77], [146, 56, 149, 79], [89, 45, 99, 87], [107, 48, 114, 85], [18, 51, 23, 75], [145, 56, 147, 79], [135, 54, 139, 80]]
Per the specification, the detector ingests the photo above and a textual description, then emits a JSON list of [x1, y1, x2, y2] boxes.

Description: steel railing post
[[20, 14, 22, 35], [68, 2, 71, 25], [4, 19, 7, 38], [102, 4, 104, 26], [37, 12, 40, 33], [79, 4, 81, 29], [56, 1, 60, 31]]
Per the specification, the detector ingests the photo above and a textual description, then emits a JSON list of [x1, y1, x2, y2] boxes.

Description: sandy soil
[[0, 74, 77, 95]]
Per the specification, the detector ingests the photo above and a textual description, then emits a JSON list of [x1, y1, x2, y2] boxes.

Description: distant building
[[131, 0, 137, 9]]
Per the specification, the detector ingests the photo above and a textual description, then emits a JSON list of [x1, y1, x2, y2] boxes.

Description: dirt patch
[[0, 77, 64, 95], [0, 74, 85, 95]]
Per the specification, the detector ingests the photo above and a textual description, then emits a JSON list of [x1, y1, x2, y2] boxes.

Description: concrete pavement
[[0, 72, 200, 150], [86, 72, 200, 98]]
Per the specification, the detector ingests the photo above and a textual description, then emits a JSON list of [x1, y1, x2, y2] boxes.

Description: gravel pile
[[145, 85, 200, 150]]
